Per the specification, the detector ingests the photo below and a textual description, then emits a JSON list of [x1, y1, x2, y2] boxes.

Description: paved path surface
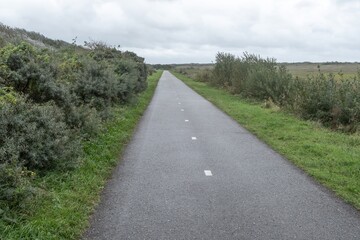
[[83, 71, 360, 240]]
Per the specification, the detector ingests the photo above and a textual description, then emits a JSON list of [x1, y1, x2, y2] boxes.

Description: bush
[[0, 95, 81, 172], [0, 89, 81, 217], [114, 58, 142, 102], [243, 57, 294, 106], [121, 51, 148, 93], [294, 73, 360, 131], [0, 89, 36, 217], [0, 162, 36, 216], [195, 52, 360, 132], [0, 40, 148, 216], [73, 43, 148, 112], [0, 43, 73, 108], [211, 52, 236, 87], [195, 69, 213, 83], [211, 52, 294, 104], [63, 104, 102, 139], [74, 59, 117, 111], [0, 36, 5, 48]]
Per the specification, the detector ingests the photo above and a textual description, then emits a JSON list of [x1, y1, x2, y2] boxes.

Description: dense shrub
[[211, 52, 294, 104], [63, 104, 101, 139], [0, 89, 33, 215], [114, 58, 142, 102], [147, 64, 156, 76], [195, 69, 212, 83], [77, 42, 148, 106], [121, 51, 148, 93], [211, 52, 236, 87], [244, 58, 294, 106], [0, 43, 72, 107], [0, 96, 81, 171], [191, 52, 360, 132], [0, 40, 148, 216], [0, 89, 81, 217], [74, 59, 117, 110], [0, 162, 36, 216], [0, 36, 5, 48], [294, 73, 360, 131]]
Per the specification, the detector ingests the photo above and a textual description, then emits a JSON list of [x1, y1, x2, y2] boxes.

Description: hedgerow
[[180, 52, 360, 132], [0, 41, 148, 221]]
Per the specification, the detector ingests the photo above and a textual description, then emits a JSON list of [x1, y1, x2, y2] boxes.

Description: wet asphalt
[[83, 71, 360, 240]]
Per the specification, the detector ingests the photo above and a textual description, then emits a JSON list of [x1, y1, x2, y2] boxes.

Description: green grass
[[0, 71, 163, 240], [172, 71, 360, 210]]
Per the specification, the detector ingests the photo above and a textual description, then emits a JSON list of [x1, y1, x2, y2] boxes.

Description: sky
[[0, 0, 359, 64]]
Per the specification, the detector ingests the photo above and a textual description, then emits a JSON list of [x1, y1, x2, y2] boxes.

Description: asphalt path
[[83, 71, 360, 240]]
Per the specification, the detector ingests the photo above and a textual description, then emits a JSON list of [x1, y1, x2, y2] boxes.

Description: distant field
[[283, 62, 360, 79], [173, 64, 213, 79], [173, 62, 360, 80]]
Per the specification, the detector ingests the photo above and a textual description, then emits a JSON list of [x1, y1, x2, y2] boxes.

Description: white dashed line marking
[[181, 109, 184, 111], [185, 120, 189, 122], [178, 102, 181, 104], [204, 170, 212, 176], [192, 137, 197, 140]]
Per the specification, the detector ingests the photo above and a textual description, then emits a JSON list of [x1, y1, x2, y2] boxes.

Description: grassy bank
[[1, 71, 162, 240], [172, 71, 360, 210]]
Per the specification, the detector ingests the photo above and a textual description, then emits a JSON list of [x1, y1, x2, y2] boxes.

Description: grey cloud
[[0, 0, 359, 63]]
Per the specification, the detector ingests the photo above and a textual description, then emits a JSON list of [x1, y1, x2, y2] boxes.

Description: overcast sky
[[0, 0, 359, 63]]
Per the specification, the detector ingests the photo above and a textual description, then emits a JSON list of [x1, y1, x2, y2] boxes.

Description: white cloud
[[0, 0, 359, 63]]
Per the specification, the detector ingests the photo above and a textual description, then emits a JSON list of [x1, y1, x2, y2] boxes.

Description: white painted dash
[[204, 170, 212, 176], [192, 137, 197, 140], [185, 120, 189, 122], [181, 109, 184, 111], [178, 102, 181, 105]]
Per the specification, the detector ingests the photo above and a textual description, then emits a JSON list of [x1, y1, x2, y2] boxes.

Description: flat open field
[[283, 62, 360, 79], [173, 62, 360, 80]]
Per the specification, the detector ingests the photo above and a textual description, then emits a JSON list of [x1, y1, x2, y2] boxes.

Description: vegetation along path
[[83, 71, 360, 239]]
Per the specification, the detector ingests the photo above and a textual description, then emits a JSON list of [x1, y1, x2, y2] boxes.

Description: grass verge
[[1, 71, 162, 240], [172, 71, 360, 210]]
